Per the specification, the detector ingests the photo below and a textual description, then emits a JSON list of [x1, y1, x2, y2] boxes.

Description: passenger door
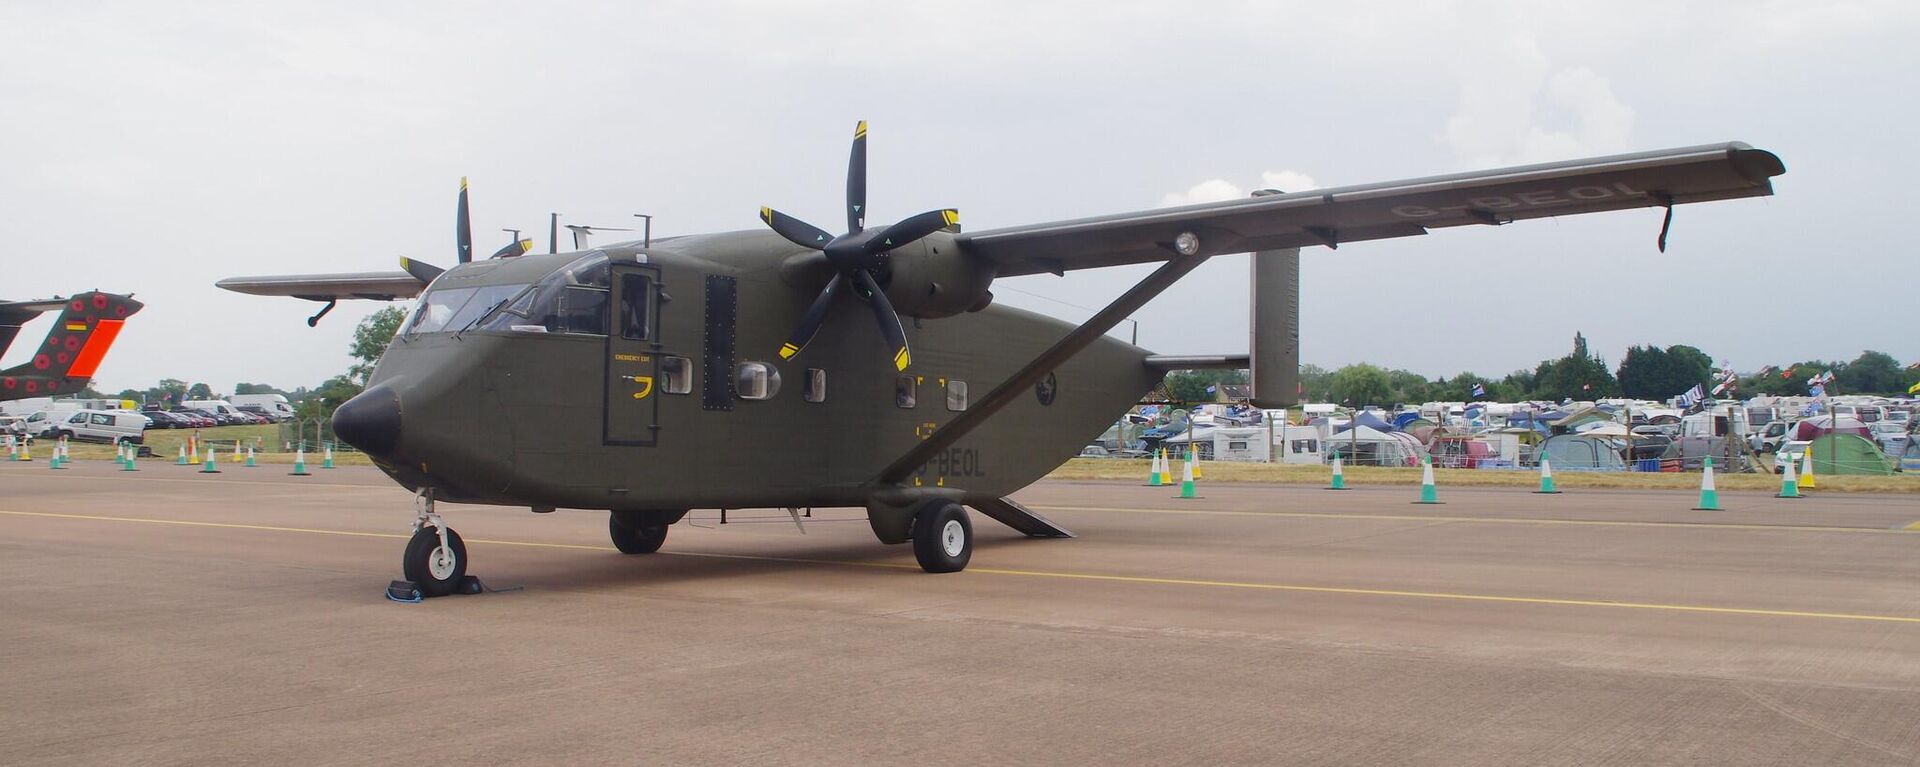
[[604, 264, 663, 446]]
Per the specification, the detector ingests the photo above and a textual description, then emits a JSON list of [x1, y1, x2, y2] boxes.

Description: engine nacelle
[[878, 232, 996, 318]]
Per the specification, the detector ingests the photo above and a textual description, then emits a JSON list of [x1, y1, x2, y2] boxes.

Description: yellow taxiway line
[[5, 508, 1919, 626]]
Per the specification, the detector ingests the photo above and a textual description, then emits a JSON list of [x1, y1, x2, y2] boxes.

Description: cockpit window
[[405, 284, 528, 335], [480, 253, 616, 336]]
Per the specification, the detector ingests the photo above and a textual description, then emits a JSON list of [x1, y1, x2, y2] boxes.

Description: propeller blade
[[778, 273, 846, 360], [760, 207, 833, 250], [399, 256, 446, 284], [489, 239, 531, 259], [871, 209, 958, 252], [456, 177, 473, 264], [846, 120, 867, 233], [853, 270, 910, 371]]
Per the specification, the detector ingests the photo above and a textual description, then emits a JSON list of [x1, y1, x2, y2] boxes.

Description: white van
[[227, 394, 295, 421], [181, 399, 247, 421], [42, 409, 150, 444]]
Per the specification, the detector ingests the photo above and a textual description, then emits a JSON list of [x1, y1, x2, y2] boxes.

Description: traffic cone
[[1692, 457, 1721, 510], [15, 437, 30, 462], [1798, 451, 1816, 490], [245, 445, 257, 468], [49, 439, 66, 470], [199, 446, 220, 474], [1189, 446, 1203, 480], [189, 432, 200, 463], [1146, 449, 1163, 486], [290, 446, 310, 476], [121, 444, 138, 472], [176, 443, 189, 465], [322, 443, 335, 469], [1414, 455, 1440, 504], [1327, 455, 1347, 490], [1535, 458, 1560, 494], [1775, 453, 1800, 498], [5, 436, 15, 461], [1174, 453, 1198, 499], [1155, 449, 1171, 486], [114, 442, 126, 467], [232, 440, 242, 464]]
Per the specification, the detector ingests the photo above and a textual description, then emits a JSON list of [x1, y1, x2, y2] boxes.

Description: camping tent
[[1537, 434, 1627, 471], [1806, 433, 1895, 475], [1324, 425, 1426, 467], [1794, 415, 1869, 441]]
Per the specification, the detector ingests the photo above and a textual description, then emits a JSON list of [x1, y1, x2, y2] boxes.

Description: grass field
[[19, 425, 374, 466]]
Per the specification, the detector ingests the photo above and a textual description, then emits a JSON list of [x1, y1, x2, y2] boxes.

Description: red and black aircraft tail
[[0, 291, 143, 401]]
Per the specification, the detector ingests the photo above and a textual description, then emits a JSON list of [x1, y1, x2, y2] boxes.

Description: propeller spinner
[[760, 121, 957, 371]]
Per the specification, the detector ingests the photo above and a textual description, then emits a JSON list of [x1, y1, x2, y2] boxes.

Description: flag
[[1821, 370, 1835, 384], [1711, 381, 1728, 396], [1471, 383, 1486, 398], [1809, 384, 1825, 397], [1675, 384, 1706, 408], [1909, 380, 1920, 395], [1781, 366, 1795, 380]]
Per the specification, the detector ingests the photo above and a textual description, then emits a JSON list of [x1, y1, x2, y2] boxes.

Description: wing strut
[[307, 299, 337, 327], [1654, 191, 1675, 253], [876, 246, 1215, 486]]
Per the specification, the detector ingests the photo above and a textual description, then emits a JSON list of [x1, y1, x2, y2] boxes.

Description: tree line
[[1166, 332, 1920, 407]]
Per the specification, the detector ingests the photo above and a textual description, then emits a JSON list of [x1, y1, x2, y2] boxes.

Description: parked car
[[0, 415, 25, 436], [167, 408, 218, 428], [143, 411, 190, 429]]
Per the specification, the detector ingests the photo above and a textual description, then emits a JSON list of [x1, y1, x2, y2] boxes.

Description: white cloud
[[1441, 33, 1635, 167], [1259, 170, 1318, 193], [1160, 169, 1319, 207]]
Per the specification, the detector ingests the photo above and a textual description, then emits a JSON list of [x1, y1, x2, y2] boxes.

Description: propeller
[[760, 120, 957, 371], [401, 177, 479, 284]]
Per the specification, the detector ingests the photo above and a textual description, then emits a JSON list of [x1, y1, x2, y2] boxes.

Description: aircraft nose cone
[[333, 385, 401, 458]]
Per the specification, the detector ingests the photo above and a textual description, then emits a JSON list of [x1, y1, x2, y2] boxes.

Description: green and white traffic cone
[[1414, 455, 1440, 504], [1775, 453, 1800, 498], [1146, 449, 1164, 487], [1328, 455, 1347, 490], [50, 438, 66, 470], [121, 443, 138, 472], [322, 443, 335, 469], [199, 446, 220, 474], [1692, 457, 1721, 510], [245, 445, 257, 468], [1175, 453, 1198, 499], [176, 443, 189, 466], [290, 445, 310, 476], [1534, 458, 1560, 494]]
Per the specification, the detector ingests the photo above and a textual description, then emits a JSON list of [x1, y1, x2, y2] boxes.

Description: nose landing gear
[[401, 489, 468, 597]]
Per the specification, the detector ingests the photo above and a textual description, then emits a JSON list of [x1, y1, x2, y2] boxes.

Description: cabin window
[[895, 375, 917, 408], [91, 413, 113, 425], [618, 273, 653, 340], [804, 368, 826, 403], [661, 356, 692, 395], [736, 362, 781, 400], [945, 380, 968, 411], [558, 286, 609, 335]]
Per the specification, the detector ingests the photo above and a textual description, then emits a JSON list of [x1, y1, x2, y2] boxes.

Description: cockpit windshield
[[403, 284, 527, 335]]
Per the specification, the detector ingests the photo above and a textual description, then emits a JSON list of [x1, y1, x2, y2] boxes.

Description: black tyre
[[911, 500, 972, 573], [402, 526, 467, 597], [610, 512, 669, 554]]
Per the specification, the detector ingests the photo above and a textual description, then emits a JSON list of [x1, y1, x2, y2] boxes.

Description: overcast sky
[[4, 1, 1914, 395]]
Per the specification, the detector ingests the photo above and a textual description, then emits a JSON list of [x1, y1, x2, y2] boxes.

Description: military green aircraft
[[220, 123, 1784, 596], [1, 291, 143, 402]]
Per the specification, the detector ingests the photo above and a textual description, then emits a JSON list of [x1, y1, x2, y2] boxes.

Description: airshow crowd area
[[5, 462, 1919, 764]]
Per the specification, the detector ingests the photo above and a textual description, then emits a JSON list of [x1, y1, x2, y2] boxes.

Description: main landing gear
[[609, 510, 675, 554], [402, 489, 468, 597], [910, 499, 972, 573]]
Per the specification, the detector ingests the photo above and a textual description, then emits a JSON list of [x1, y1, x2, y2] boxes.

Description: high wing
[[959, 142, 1784, 277], [213, 271, 425, 302]]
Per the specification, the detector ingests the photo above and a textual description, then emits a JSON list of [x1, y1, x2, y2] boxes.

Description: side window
[[945, 380, 968, 411], [735, 362, 781, 400], [68, 413, 86, 423], [618, 273, 652, 340], [803, 368, 826, 403], [559, 286, 609, 335], [91, 413, 113, 425], [661, 356, 693, 395], [895, 375, 917, 408]]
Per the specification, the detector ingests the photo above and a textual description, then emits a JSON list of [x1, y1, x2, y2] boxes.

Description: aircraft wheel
[[610, 513, 669, 554], [911, 500, 971, 573], [402, 526, 467, 597]]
